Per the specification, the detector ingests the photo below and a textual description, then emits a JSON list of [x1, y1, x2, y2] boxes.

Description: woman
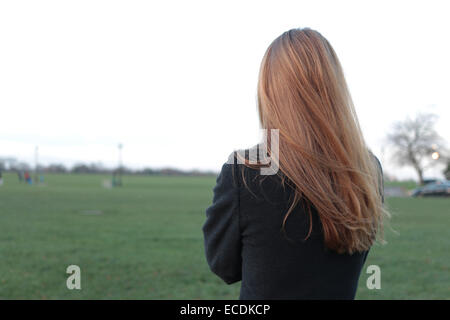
[[203, 28, 388, 300]]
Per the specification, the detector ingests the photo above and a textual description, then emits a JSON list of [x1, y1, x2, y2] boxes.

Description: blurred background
[[0, 0, 448, 299]]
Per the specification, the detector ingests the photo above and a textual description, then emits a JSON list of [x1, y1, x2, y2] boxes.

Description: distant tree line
[[0, 161, 217, 177]]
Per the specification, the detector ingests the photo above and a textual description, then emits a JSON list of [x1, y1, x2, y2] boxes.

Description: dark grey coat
[[203, 150, 384, 299]]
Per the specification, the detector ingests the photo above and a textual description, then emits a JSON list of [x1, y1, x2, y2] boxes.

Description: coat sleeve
[[202, 161, 242, 284]]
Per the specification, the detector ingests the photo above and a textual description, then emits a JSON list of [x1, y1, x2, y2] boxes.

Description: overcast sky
[[1, 0, 449, 179]]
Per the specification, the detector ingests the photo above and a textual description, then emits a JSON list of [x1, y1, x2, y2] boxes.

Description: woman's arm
[[202, 161, 242, 284]]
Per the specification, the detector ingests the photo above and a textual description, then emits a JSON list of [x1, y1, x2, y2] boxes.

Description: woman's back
[[203, 149, 382, 299], [203, 28, 388, 299]]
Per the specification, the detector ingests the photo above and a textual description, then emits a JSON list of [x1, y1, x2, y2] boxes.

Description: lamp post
[[34, 146, 39, 185], [431, 144, 440, 161], [118, 143, 123, 186]]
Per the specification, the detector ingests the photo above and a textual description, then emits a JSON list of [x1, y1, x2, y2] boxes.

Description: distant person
[[203, 28, 388, 300], [24, 171, 32, 185], [17, 170, 24, 183], [0, 170, 3, 186]]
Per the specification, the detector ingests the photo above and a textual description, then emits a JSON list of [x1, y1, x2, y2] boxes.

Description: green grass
[[0, 173, 448, 299], [385, 180, 418, 191], [356, 198, 449, 299]]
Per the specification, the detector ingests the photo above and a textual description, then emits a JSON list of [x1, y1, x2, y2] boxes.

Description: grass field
[[0, 173, 448, 299]]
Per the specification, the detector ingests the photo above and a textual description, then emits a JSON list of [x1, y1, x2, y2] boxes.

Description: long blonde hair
[[253, 28, 388, 254]]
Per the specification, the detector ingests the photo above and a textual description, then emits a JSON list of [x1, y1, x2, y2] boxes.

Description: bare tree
[[444, 161, 450, 180], [387, 113, 443, 185]]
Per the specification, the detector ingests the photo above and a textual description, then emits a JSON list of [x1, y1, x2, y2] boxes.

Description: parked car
[[411, 180, 450, 197], [423, 178, 438, 185]]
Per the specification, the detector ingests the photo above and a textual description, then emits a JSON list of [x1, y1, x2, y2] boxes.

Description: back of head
[[255, 28, 388, 254]]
